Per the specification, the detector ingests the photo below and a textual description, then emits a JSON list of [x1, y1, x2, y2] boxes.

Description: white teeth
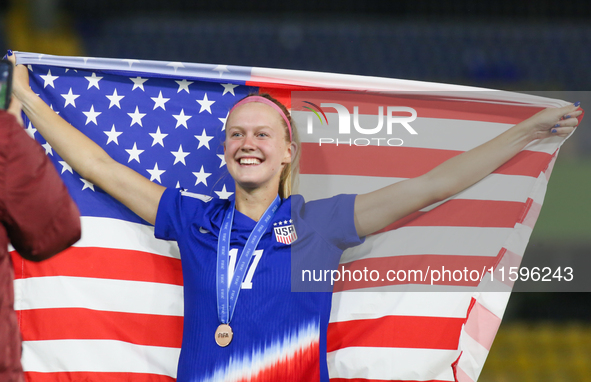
[[239, 158, 261, 165]]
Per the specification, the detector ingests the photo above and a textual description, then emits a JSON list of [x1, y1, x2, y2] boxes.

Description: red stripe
[[300, 143, 552, 178], [376, 199, 527, 232], [333, 254, 500, 292], [327, 315, 464, 352], [24, 372, 175, 382], [11, 247, 183, 285], [19, 308, 183, 348], [292, 91, 543, 124]]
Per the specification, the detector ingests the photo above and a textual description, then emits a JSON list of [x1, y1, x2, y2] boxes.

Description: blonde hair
[[229, 93, 300, 199]]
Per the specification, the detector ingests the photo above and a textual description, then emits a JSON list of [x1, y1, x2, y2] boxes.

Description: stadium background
[[1, 0, 590, 380]]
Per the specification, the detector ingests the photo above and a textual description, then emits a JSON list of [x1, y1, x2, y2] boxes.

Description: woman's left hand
[[524, 102, 582, 141]]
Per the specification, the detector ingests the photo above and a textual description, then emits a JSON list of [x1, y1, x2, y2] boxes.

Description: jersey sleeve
[[154, 188, 209, 241], [298, 194, 364, 250]]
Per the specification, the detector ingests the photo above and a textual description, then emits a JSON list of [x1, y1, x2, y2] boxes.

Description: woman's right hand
[[5, 50, 165, 225], [6, 51, 32, 101]]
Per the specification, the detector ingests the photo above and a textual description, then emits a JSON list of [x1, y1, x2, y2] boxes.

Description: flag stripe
[[21, 340, 179, 376], [299, 173, 537, 203], [14, 276, 183, 316], [329, 292, 473, 322], [297, 114, 563, 155], [300, 143, 551, 178], [77, 217, 179, 258], [327, 347, 458, 381], [292, 94, 542, 125], [341, 227, 512, 262], [23, 372, 176, 382], [11, 247, 183, 285], [19, 308, 183, 348], [327, 315, 464, 352], [374, 199, 527, 231]]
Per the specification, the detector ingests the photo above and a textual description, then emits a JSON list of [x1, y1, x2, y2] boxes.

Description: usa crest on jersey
[[273, 219, 297, 245]]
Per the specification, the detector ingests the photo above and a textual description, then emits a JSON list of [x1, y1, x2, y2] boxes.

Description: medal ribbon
[[216, 195, 281, 325]]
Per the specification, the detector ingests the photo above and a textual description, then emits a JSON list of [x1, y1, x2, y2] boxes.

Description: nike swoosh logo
[[199, 227, 210, 234]]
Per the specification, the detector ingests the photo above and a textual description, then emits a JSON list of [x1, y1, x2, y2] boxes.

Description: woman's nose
[[241, 134, 256, 150]]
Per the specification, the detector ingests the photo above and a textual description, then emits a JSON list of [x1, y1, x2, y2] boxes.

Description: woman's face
[[224, 102, 292, 193]]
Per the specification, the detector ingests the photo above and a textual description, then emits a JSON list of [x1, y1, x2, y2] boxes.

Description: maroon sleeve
[[0, 111, 81, 261]]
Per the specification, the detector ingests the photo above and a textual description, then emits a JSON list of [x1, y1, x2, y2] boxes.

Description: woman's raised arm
[[9, 54, 165, 225], [354, 103, 582, 238]]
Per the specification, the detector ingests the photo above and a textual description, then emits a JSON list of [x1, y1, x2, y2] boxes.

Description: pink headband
[[230, 96, 292, 141]]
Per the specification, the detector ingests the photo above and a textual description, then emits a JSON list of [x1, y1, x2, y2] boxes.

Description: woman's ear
[[283, 141, 297, 164]]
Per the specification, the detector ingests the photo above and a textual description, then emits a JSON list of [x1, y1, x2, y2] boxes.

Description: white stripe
[[295, 113, 565, 154], [327, 346, 458, 381], [330, 291, 473, 322], [76, 217, 180, 259], [340, 226, 512, 263], [475, 292, 511, 321], [503, 223, 533, 256], [457, 330, 490, 382], [22, 339, 179, 376], [14, 276, 183, 316], [300, 173, 537, 203]]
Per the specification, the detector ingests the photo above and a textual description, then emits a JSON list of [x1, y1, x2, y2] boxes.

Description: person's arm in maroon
[[0, 109, 81, 261]]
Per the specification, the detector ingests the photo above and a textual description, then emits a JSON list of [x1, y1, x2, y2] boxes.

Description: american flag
[[11, 51, 577, 382]]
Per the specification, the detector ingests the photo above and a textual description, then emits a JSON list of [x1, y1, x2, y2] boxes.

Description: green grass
[[531, 157, 591, 244]]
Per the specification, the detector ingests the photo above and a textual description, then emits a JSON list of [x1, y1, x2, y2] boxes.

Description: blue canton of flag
[[25, 63, 255, 224]]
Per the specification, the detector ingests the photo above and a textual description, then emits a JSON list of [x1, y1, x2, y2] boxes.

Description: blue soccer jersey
[[155, 188, 362, 382]]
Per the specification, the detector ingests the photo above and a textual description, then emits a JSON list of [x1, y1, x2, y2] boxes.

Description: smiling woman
[[7, 50, 581, 382], [224, 95, 299, 221]]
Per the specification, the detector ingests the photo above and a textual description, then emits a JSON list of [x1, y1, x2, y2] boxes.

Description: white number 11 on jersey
[[227, 248, 263, 289]]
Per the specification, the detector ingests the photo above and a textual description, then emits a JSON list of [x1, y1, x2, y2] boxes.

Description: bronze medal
[[215, 324, 233, 347]]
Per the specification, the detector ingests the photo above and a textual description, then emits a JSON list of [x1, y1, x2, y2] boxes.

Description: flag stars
[[173, 109, 192, 128], [128, 106, 146, 127], [193, 166, 211, 186], [104, 125, 123, 145], [217, 154, 226, 168], [167, 62, 185, 73], [151, 91, 170, 110], [149, 127, 168, 147], [123, 59, 140, 68], [40, 69, 59, 88], [215, 185, 233, 199], [25, 122, 37, 138], [175, 79, 193, 93], [130, 76, 148, 91], [213, 65, 229, 77], [197, 93, 215, 114], [80, 178, 95, 191], [221, 83, 238, 96], [61, 88, 80, 108], [171, 144, 190, 165], [85, 72, 103, 89], [106, 89, 124, 109], [58, 161, 73, 174], [126, 143, 144, 163], [219, 112, 229, 131], [147, 163, 166, 183], [195, 129, 213, 150], [83, 105, 101, 125], [42, 142, 53, 156]]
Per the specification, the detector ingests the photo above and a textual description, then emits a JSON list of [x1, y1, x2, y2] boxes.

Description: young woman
[[8, 53, 580, 381]]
